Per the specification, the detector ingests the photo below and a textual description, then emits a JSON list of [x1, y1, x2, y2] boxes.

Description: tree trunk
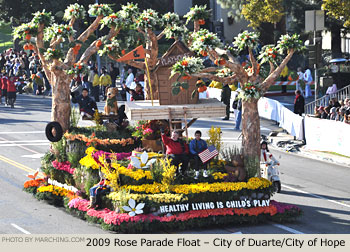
[[50, 72, 71, 133], [144, 71, 158, 100], [241, 99, 261, 178]]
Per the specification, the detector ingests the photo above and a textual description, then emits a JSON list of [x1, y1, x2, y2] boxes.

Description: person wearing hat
[[260, 140, 279, 165]]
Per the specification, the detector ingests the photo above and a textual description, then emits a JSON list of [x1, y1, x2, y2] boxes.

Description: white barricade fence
[[304, 116, 350, 157], [258, 97, 304, 140]]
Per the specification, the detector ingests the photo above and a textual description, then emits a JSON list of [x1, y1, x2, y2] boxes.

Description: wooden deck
[[125, 98, 226, 121]]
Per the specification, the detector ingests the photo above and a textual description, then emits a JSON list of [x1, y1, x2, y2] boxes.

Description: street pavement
[[0, 94, 349, 234]]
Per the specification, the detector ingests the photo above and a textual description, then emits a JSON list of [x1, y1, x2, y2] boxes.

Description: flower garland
[[52, 160, 75, 175], [120, 178, 271, 195], [67, 198, 300, 227], [64, 132, 134, 146], [24, 178, 45, 189], [37, 185, 69, 197]]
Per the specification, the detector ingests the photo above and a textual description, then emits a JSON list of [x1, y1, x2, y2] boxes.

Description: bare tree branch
[[269, 61, 275, 75], [157, 30, 164, 40], [50, 38, 62, 49], [261, 49, 295, 92], [35, 24, 51, 80], [248, 48, 258, 76], [77, 15, 103, 42], [80, 27, 120, 64]]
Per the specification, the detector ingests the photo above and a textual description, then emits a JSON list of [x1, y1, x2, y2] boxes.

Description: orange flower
[[58, 29, 62, 33], [25, 34, 31, 40], [96, 40, 102, 48], [181, 60, 188, 66]]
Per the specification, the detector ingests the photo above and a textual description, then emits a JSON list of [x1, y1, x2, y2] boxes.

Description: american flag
[[198, 145, 219, 163]]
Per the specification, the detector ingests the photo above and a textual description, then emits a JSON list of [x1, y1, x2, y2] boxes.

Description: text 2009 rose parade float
[[23, 122, 302, 233]]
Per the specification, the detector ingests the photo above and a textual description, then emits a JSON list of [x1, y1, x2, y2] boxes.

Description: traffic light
[[307, 41, 322, 67]]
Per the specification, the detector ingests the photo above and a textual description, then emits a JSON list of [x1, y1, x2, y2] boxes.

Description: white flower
[[122, 199, 145, 216], [130, 151, 157, 169]]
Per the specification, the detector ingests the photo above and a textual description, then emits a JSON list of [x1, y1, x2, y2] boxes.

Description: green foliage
[[63, 4, 86, 21], [70, 106, 80, 128], [31, 10, 54, 26], [322, 0, 350, 27], [163, 24, 188, 40], [276, 33, 304, 53], [233, 31, 259, 51], [184, 5, 212, 24], [44, 24, 75, 42], [170, 56, 204, 78], [162, 12, 181, 26], [221, 146, 243, 164], [88, 4, 113, 17], [171, 82, 188, 96], [13, 23, 38, 40], [258, 45, 280, 65], [136, 9, 163, 30], [244, 155, 260, 178], [100, 12, 125, 29], [44, 48, 64, 61], [52, 138, 67, 162], [190, 29, 222, 54]]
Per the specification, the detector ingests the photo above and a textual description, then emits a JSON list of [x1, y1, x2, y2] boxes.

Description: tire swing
[[45, 121, 63, 142]]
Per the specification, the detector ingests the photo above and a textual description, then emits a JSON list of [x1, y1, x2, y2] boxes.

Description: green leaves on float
[[100, 12, 125, 30], [233, 31, 259, 51], [44, 24, 75, 42], [98, 38, 121, 56], [258, 45, 280, 65], [31, 10, 54, 26], [136, 9, 163, 30], [171, 82, 188, 96], [88, 3, 113, 17], [276, 34, 305, 54], [13, 23, 38, 40], [120, 2, 140, 20], [162, 12, 181, 27], [238, 82, 262, 101], [190, 29, 222, 54], [184, 5, 211, 24], [63, 4, 86, 21], [66, 62, 89, 76], [170, 56, 204, 78], [44, 48, 64, 61], [164, 24, 189, 40]]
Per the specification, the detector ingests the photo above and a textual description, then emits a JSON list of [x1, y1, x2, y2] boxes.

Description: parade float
[[20, 3, 303, 233]]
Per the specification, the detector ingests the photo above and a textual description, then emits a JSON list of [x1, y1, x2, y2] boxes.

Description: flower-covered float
[[24, 124, 302, 233]]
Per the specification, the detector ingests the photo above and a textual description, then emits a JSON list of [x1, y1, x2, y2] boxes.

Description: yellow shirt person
[[99, 74, 112, 86], [92, 73, 100, 87]]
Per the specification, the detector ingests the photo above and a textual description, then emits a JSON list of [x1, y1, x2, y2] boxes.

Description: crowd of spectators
[[314, 97, 350, 124]]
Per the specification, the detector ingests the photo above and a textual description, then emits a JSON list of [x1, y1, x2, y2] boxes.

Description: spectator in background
[[1, 73, 8, 105], [100, 68, 112, 101], [221, 83, 231, 120], [71, 88, 97, 119], [280, 65, 288, 93], [233, 96, 242, 130], [296, 67, 304, 95], [122, 83, 144, 101], [331, 97, 341, 108], [324, 106, 331, 119], [304, 68, 313, 98], [318, 106, 327, 119], [125, 68, 134, 101], [109, 63, 119, 87], [6, 75, 17, 108], [92, 68, 100, 102], [293, 90, 305, 116], [329, 107, 337, 120]]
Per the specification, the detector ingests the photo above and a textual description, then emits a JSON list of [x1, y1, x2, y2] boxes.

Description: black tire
[[273, 181, 281, 193], [45, 121, 63, 142]]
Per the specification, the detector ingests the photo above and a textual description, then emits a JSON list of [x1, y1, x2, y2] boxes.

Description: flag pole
[[144, 57, 154, 106]]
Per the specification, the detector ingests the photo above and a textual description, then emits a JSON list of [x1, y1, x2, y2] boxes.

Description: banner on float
[[304, 116, 350, 157]]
